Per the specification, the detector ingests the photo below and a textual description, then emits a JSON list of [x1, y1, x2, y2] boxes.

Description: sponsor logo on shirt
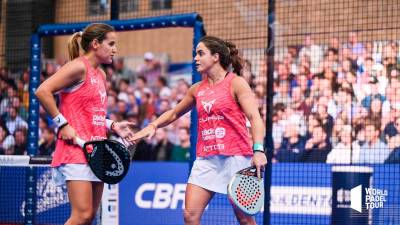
[[203, 143, 224, 152], [92, 107, 106, 113], [199, 115, 224, 123], [90, 77, 98, 85], [201, 127, 226, 141], [198, 90, 215, 97], [92, 114, 105, 126], [215, 127, 226, 138], [91, 135, 105, 141], [99, 91, 106, 105], [201, 99, 216, 114]]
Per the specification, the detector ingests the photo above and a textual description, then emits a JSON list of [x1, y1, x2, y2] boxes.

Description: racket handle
[[75, 137, 85, 148]]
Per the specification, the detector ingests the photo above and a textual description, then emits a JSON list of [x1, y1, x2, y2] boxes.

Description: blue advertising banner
[[331, 166, 373, 225], [119, 162, 263, 225], [0, 167, 71, 225], [119, 162, 189, 225], [119, 163, 399, 225], [1, 163, 399, 225]]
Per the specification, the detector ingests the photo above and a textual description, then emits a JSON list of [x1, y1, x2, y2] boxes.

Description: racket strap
[[82, 140, 103, 162], [81, 145, 91, 162]]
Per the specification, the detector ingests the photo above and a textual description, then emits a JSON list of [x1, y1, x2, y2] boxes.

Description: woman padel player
[[35, 23, 134, 225], [129, 36, 267, 225]]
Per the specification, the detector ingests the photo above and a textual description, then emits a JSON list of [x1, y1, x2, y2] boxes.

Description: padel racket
[[76, 137, 132, 184], [227, 166, 264, 215]]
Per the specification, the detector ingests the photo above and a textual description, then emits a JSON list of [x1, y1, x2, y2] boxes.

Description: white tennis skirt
[[188, 155, 252, 194], [52, 164, 101, 186]]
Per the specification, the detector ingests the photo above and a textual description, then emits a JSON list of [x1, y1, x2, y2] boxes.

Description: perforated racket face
[[227, 172, 264, 215], [87, 140, 131, 184]]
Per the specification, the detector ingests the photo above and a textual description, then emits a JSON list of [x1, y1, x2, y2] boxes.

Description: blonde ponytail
[[67, 32, 82, 60]]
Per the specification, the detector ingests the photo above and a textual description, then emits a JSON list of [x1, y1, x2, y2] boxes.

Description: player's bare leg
[[184, 184, 214, 225]]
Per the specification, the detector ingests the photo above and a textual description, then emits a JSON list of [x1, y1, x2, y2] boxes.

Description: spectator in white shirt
[[5, 107, 28, 135], [358, 120, 390, 163], [299, 35, 324, 74], [327, 125, 360, 164]]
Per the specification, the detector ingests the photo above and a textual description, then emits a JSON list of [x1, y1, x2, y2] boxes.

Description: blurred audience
[[1, 32, 399, 164], [136, 52, 162, 90], [38, 127, 56, 156], [150, 128, 174, 161], [358, 120, 390, 163], [170, 127, 190, 162], [302, 125, 331, 162], [14, 129, 27, 155]]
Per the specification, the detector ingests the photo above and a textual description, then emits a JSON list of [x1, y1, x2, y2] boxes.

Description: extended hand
[[113, 121, 136, 139], [127, 125, 156, 144]]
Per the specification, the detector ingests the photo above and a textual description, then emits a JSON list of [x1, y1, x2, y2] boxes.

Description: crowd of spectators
[[0, 51, 192, 162], [271, 32, 400, 163], [1, 32, 400, 164]]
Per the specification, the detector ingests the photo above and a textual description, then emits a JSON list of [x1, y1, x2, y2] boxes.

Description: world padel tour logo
[[350, 185, 388, 212]]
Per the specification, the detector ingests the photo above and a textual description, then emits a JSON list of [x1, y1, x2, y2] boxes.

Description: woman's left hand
[[112, 121, 136, 139], [251, 152, 267, 180]]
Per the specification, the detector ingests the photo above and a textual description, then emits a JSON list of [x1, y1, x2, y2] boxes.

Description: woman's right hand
[[58, 124, 77, 144], [128, 125, 156, 144]]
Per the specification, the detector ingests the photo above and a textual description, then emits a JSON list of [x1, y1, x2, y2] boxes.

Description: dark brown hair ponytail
[[225, 40, 243, 75], [200, 36, 243, 75]]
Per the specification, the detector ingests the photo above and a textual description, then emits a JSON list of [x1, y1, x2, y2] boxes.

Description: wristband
[[59, 122, 69, 130], [106, 119, 115, 130], [253, 143, 264, 153], [53, 114, 68, 128]]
